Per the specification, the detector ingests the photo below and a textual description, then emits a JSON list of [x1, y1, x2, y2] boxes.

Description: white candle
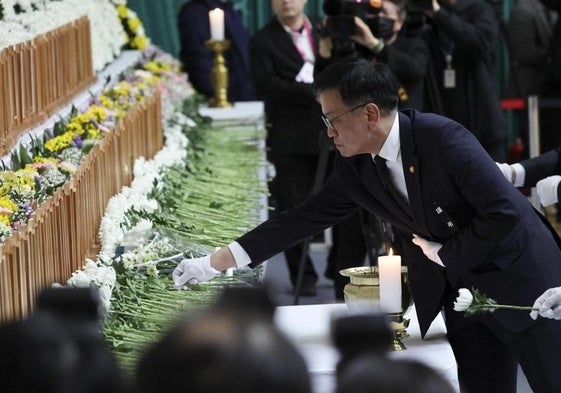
[[378, 250, 402, 313], [209, 8, 225, 41]]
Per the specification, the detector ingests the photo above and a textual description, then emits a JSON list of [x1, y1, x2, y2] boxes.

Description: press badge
[[444, 54, 456, 88]]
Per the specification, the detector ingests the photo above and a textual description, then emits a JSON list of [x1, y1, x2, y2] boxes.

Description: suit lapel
[[399, 111, 430, 237], [270, 19, 305, 66]]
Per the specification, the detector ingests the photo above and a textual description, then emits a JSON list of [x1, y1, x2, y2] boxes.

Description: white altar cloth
[[274, 303, 459, 393], [198, 101, 264, 129]]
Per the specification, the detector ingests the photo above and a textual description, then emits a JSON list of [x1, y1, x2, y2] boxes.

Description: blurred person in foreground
[[173, 58, 561, 393], [337, 355, 456, 393], [0, 287, 126, 393], [135, 286, 310, 393]]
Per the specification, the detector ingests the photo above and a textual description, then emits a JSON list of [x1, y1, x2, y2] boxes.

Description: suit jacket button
[[409, 165, 415, 173]]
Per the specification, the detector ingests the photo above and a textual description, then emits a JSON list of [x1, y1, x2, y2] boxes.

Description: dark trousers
[[270, 153, 319, 286], [447, 316, 561, 393]]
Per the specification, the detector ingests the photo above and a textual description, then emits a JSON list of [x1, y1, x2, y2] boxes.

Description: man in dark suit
[[173, 58, 561, 393], [424, 0, 507, 161], [248, 0, 326, 295]]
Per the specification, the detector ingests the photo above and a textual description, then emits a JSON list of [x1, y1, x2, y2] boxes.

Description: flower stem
[[493, 304, 539, 311]]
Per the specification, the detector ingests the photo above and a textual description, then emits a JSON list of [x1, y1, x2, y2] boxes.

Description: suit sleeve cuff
[[227, 241, 252, 268], [512, 163, 525, 187]]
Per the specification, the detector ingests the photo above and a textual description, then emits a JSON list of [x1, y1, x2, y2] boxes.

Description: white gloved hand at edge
[[530, 286, 561, 320], [536, 175, 561, 207], [172, 255, 220, 288], [412, 235, 444, 267]]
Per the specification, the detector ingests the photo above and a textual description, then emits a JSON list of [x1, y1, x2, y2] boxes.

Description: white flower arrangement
[[0, 0, 125, 71], [66, 258, 116, 311]]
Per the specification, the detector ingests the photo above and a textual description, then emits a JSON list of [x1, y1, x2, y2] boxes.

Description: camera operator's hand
[[318, 17, 333, 59], [318, 36, 333, 59], [351, 17, 383, 54], [425, 0, 441, 17]]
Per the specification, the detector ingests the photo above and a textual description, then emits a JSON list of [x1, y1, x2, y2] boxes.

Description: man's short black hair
[[314, 58, 399, 115]]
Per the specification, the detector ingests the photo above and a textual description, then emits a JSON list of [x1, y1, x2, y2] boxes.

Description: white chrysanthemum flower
[[98, 284, 113, 312], [97, 265, 116, 288], [58, 161, 77, 174], [453, 288, 474, 312], [67, 270, 93, 288], [146, 263, 159, 277], [83, 259, 100, 279], [133, 197, 158, 213]]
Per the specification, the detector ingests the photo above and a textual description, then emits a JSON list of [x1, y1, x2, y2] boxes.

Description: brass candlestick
[[204, 39, 232, 108], [388, 312, 409, 351]]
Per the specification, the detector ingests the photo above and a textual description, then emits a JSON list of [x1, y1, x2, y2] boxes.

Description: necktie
[[374, 155, 412, 217]]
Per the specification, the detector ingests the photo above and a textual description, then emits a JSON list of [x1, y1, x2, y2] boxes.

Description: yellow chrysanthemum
[[116, 4, 128, 18], [144, 61, 161, 73], [0, 214, 10, 226], [66, 121, 85, 135], [100, 96, 115, 109], [86, 105, 107, 122], [73, 113, 91, 125], [131, 35, 148, 49], [128, 17, 142, 32], [45, 133, 74, 152], [32, 156, 57, 165], [86, 128, 101, 140], [0, 196, 18, 212]]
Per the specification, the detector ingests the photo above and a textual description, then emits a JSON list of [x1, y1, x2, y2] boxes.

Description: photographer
[[317, 0, 430, 111], [423, 0, 507, 161]]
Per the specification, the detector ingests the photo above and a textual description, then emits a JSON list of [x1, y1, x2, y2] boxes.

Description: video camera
[[321, 0, 430, 57], [322, 0, 384, 56]]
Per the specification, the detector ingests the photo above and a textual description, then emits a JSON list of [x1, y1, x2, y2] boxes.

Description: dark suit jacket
[[507, 0, 558, 97], [425, 0, 507, 151], [249, 17, 325, 155], [374, 32, 430, 111], [520, 147, 561, 187], [238, 110, 561, 337]]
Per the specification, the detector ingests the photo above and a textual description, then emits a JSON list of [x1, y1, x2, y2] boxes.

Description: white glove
[[536, 175, 561, 207], [172, 256, 220, 288], [412, 235, 444, 267], [530, 287, 561, 320], [495, 162, 513, 183]]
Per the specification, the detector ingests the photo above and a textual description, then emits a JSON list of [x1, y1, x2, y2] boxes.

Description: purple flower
[[89, 118, 110, 133], [71, 135, 83, 148]]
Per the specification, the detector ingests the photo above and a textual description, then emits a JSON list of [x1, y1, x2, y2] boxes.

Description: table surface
[[198, 101, 264, 128], [274, 303, 459, 393]]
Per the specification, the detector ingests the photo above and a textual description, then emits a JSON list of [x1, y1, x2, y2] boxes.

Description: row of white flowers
[[63, 66, 195, 311], [0, 0, 125, 72]]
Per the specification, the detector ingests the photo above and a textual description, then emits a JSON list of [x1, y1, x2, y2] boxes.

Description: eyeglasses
[[321, 103, 369, 131]]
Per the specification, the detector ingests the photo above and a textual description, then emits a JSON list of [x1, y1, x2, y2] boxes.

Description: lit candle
[[209, 8, 225, 41], [378, 249, 402, 313]]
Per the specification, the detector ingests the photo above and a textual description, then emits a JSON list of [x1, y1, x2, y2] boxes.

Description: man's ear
[[365, 103, 380, 123]]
